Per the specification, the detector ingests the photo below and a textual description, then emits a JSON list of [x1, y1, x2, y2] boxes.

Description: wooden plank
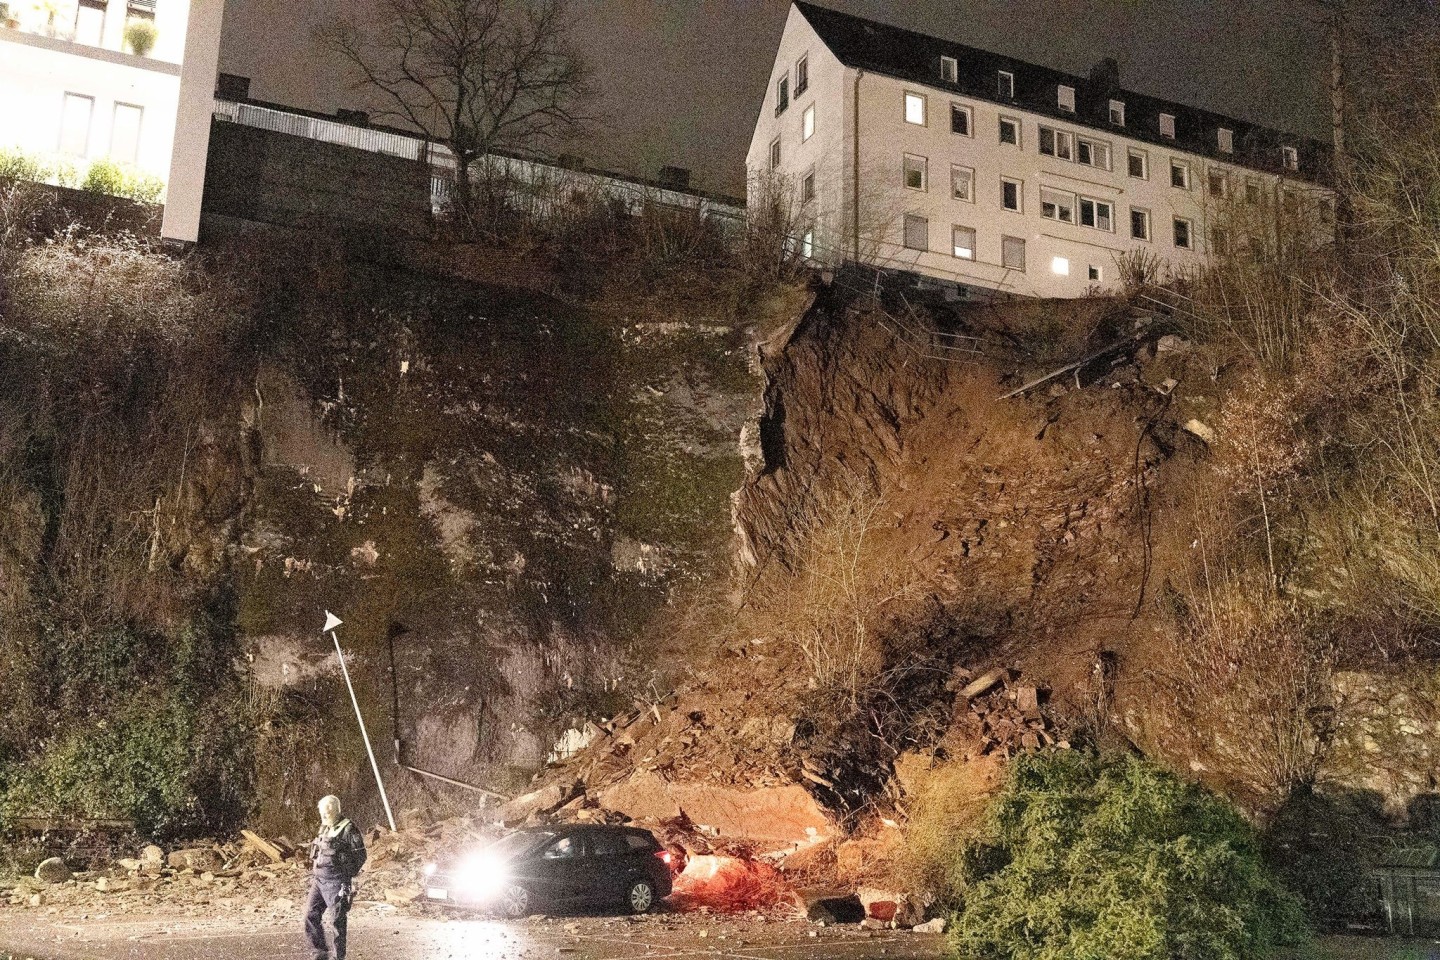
[[241, 829, 286, 863]]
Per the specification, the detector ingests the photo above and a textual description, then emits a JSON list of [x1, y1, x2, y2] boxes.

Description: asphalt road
[[0, 906, 947, 960]]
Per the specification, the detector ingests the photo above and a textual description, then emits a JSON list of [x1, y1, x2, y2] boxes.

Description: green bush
[[0, 146, 47, 182], [949, 752, 1308, 960], [123, 18, 157, 56], [81, 158, 164, 204]]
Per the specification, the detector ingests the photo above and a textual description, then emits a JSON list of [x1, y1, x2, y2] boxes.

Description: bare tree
[[319, 0, 589, 230]]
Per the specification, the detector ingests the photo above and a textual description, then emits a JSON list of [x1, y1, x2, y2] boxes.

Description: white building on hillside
[[0, 0, 225, 243], [748, 2, 1333, 298]]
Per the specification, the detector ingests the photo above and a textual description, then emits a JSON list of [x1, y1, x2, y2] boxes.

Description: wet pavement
[[0, 906, 946, 960]]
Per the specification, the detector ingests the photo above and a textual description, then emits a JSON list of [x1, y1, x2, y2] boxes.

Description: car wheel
[[626, 879, 656, 914], [497, 883, 531, 919]]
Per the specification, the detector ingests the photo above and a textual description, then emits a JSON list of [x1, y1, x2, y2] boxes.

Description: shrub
[[0, 146, 46, 183], [80, 158, 164, 204], [123, 18, 157, 56], [949, 751, 1308, 960]]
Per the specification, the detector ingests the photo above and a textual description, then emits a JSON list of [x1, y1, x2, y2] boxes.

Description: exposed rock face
[[599, 774, 835, 847]]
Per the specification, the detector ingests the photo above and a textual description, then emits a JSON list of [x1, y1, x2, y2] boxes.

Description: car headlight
[[453, 852, 510, 900]]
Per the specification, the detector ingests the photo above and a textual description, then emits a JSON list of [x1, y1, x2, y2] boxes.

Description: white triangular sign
[[322, 610, 343, 633]]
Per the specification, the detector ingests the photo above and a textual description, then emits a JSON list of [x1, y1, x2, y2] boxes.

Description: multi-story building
[[748, 2, 1332, 298], [0, 0, 225, 243]]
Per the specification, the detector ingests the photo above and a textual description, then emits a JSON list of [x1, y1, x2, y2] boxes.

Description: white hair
[[318, 795, 342, 821]]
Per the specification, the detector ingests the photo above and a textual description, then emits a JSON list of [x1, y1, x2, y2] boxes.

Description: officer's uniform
[[303, 816, 368, 960]]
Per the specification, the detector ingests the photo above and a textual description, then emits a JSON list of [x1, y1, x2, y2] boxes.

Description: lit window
[[1127, 149, 1148, 180], [1077, 137, 1111, 170], [802, 105, 815, 142], [1130, 207, 1151, 241], [904, 92, 926, 125], [775, 76, 789, 116], [904, 214, 929, 251], [903, 154, 928, 191], [1282, 145, 1299, 171], [1001, 177, 1022, 212], [1173, 217, 1193, 249], [1057, 85, 1075, 113], [795, 57, 809, 96], [941, 56, 958, 83], [1218, 127, 1233, 153], [110, 102, 143, 164], [1170, 160, 1191, 190], [801, 228, 814, 259], [950, 103, 972, 137], [769, 138, 781, 170], [997, 70, 1014, 99], [1040, 187, 1075, 223], [998, 116, 1020, 146], [1109, 100, 1125, 126], [1079, 197, 1113, 232], [1051, 255, 1070, 275], [1159, 113, 1176, 138], [1002, 235, 1026, 271], [1088, 265, 1102, 282], [1207, 168, 1228, 198], [952, 225, 976, 260], [1039, 126, 1072, 161], [951, 164, 974, 202], [802, 171, 815, 203], [59, 92, 94, 156]]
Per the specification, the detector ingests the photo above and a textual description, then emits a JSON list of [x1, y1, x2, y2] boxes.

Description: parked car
[[421, 824, 676, 918]]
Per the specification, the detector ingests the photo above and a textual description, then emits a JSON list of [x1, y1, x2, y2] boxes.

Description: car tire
[[625, 879, 656, 914], [497, 883, 531, 920]]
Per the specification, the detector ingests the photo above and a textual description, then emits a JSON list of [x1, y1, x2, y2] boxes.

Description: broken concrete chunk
[[914, 917, 947, 934], [959, 667, 1009, 701], [495, 779, 579, 826], [139, 845, 165, 868], [1183, 419, 1216, 444], [168, 848, 225, 872], [34, 858, 71, 884], [1014, 686, 1040, 713]]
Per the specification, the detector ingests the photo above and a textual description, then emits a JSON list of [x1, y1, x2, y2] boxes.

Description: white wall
[[161, 0, 223, 243]]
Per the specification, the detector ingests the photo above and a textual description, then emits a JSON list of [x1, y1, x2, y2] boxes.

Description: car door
[[530, 833, 586, 904], [578, 829, 628, 904]]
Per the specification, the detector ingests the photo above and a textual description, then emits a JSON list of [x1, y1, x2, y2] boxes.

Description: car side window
[[542, 836, 580, 860], [590, 832, 627, 858], [623, 834, 657, 852]]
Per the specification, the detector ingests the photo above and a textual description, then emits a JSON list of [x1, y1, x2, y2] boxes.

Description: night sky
[[217, 0, 1332, 198]]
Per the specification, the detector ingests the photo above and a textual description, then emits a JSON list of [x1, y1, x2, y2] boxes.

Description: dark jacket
[[310, 818, 367, 882]]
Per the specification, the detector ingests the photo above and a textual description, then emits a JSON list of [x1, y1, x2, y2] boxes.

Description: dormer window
[[940, 56, 958, 83], [1159, 113, 1176, 139], [1057, 85, 1076, 113], [795, 57, 809, 96], [1282, 145, 1299, 171], [1218, 127, 1233, 153], [775, 76, 789, 116], [1109, 100, 1125, 126], [998, 70, 1014, 100]]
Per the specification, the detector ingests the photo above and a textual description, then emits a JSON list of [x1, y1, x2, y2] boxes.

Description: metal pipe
[[326, 612, 397, 832]]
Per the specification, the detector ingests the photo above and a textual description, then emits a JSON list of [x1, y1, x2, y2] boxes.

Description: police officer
[[304, 794, 367, 960]]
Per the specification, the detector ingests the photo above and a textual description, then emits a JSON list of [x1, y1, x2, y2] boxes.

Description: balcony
[[0, 0, 176, 62]]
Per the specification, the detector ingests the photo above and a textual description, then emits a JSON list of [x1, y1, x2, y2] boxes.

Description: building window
[[1088, 265, 1102, 282], [1109, 100, 1125, 126], [802, 104, 815, 142], [1039, 126, 1073, 161], [1076, 136, 1111, 170], [775, 76, 789, 116], [1040, 186, 1075, 223], [951, 164, 974, 202], [1127, 148, 1148, 180], [998, 116, 1020, 146], [904, 214, 929, 251], [1001, 177, 1022, 212], [1282, 145, 1299, 171], [769, 138, 781, 170], [950, 103, 972, 137], [74, 0, 105, 45], [941, 55, 958, 83], [795, 57, 809, 96], [1002, 235, 1026, 271], [801, 227, 815, 259], [1130, 207, 1151, 241], [1159, 113, 1176, 139], [904, 91, 927, 126], [1170, 159, 1191, 190], [110, 102, 143, 164], [1246, 178, 1263, 204], [59, 92, 94, 156], [953, 225, 976, 260], [1207, 168, 1228, 198], [997, 70, 1014, 100], [1218, 127, 1233, 153], [1211, 227, 1230, 255], [1079, 197, 1114, 231], [903, 154, 928, 191], [1173, 217, 1193, 249], [802, 171, 815, 203], [1051, 255, 1070, 275], [1057, 84, 1076, 113]]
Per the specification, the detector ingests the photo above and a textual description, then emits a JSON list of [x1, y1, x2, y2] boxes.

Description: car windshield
[[486, 830, 555, 860]]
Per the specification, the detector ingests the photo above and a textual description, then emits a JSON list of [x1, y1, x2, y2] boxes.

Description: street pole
[[323, 610, 397, 832]]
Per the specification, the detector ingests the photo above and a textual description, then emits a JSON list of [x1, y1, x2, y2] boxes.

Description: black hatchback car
[[421, 824, 675, 918]]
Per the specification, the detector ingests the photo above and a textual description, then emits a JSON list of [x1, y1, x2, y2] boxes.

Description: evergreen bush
[[123, 18, 157, 56], [949, 751, 1308, 960]]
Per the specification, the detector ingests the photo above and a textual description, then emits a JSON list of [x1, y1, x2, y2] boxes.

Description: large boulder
[[34, 858, 71, 884], [598, 773, 836, 848], [167, 848, 225, 872], [494, 779, 580, 826], [139, 845, 165, 869], [857, 885, 925, 927]]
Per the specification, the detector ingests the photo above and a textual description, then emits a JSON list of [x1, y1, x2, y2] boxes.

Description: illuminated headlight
[[422, 863, 437, 877], [453, 853, 509, 900]]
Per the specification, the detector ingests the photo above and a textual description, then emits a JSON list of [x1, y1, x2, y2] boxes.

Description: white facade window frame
[[1173, 216, 1194, 249], [1207, 167, 1229, 198], [795, 55, 809, 96], [1088, 265, 1103, 282], [997, 70, 1014, 100], [801, 226, 815, 259], [1040, 186, 1075, 224], [951, 163, 974, 202], [1076, 136, 1111, 171], [1282, 145, 1299, 171], [110, 101, 144, 164], [1170, 159, 1191, 190], [903, 213, 930, 251], [1051, 255, 1071, 276], [775, 76, 789, 115], [769, 137, 781, 170], [801, 169, 815, 203], [1039, 125, 1073, 161], [1057, 84, 1076, 113], [998, 115, 1021, 147], [952, 224, 976, 260], [1159, 113, 1176, 139], [59, 92, 95, 157], [903, 153, 928, 192], [1218, 127, 1233, 153], [940, 55, 958, 83], [904, 91, 927, 126], [1001, 176, 1023, 212], [1109, 100, 1125, 126], [1078, 196, 1114, 232], [1130, 206, 1151, 241], [1127, 148, 1148, 180], [950, 102, 973, 138], [802, 104, 815, 142], [1001, 234, 1026, 271]]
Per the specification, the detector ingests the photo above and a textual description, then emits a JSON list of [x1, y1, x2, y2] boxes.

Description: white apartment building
[[748, 2, 1332, 299], [0, 0, 225, 243]]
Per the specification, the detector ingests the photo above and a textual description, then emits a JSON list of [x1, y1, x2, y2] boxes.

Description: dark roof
[[793, 1, 1330, 184]]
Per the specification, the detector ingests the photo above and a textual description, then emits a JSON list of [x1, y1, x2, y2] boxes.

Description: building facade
[[748, 2, 1332, 298], [0, 0, 225, 243]]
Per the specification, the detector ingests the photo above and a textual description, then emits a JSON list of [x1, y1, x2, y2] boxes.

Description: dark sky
[[217, 0, 1332, 197]]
